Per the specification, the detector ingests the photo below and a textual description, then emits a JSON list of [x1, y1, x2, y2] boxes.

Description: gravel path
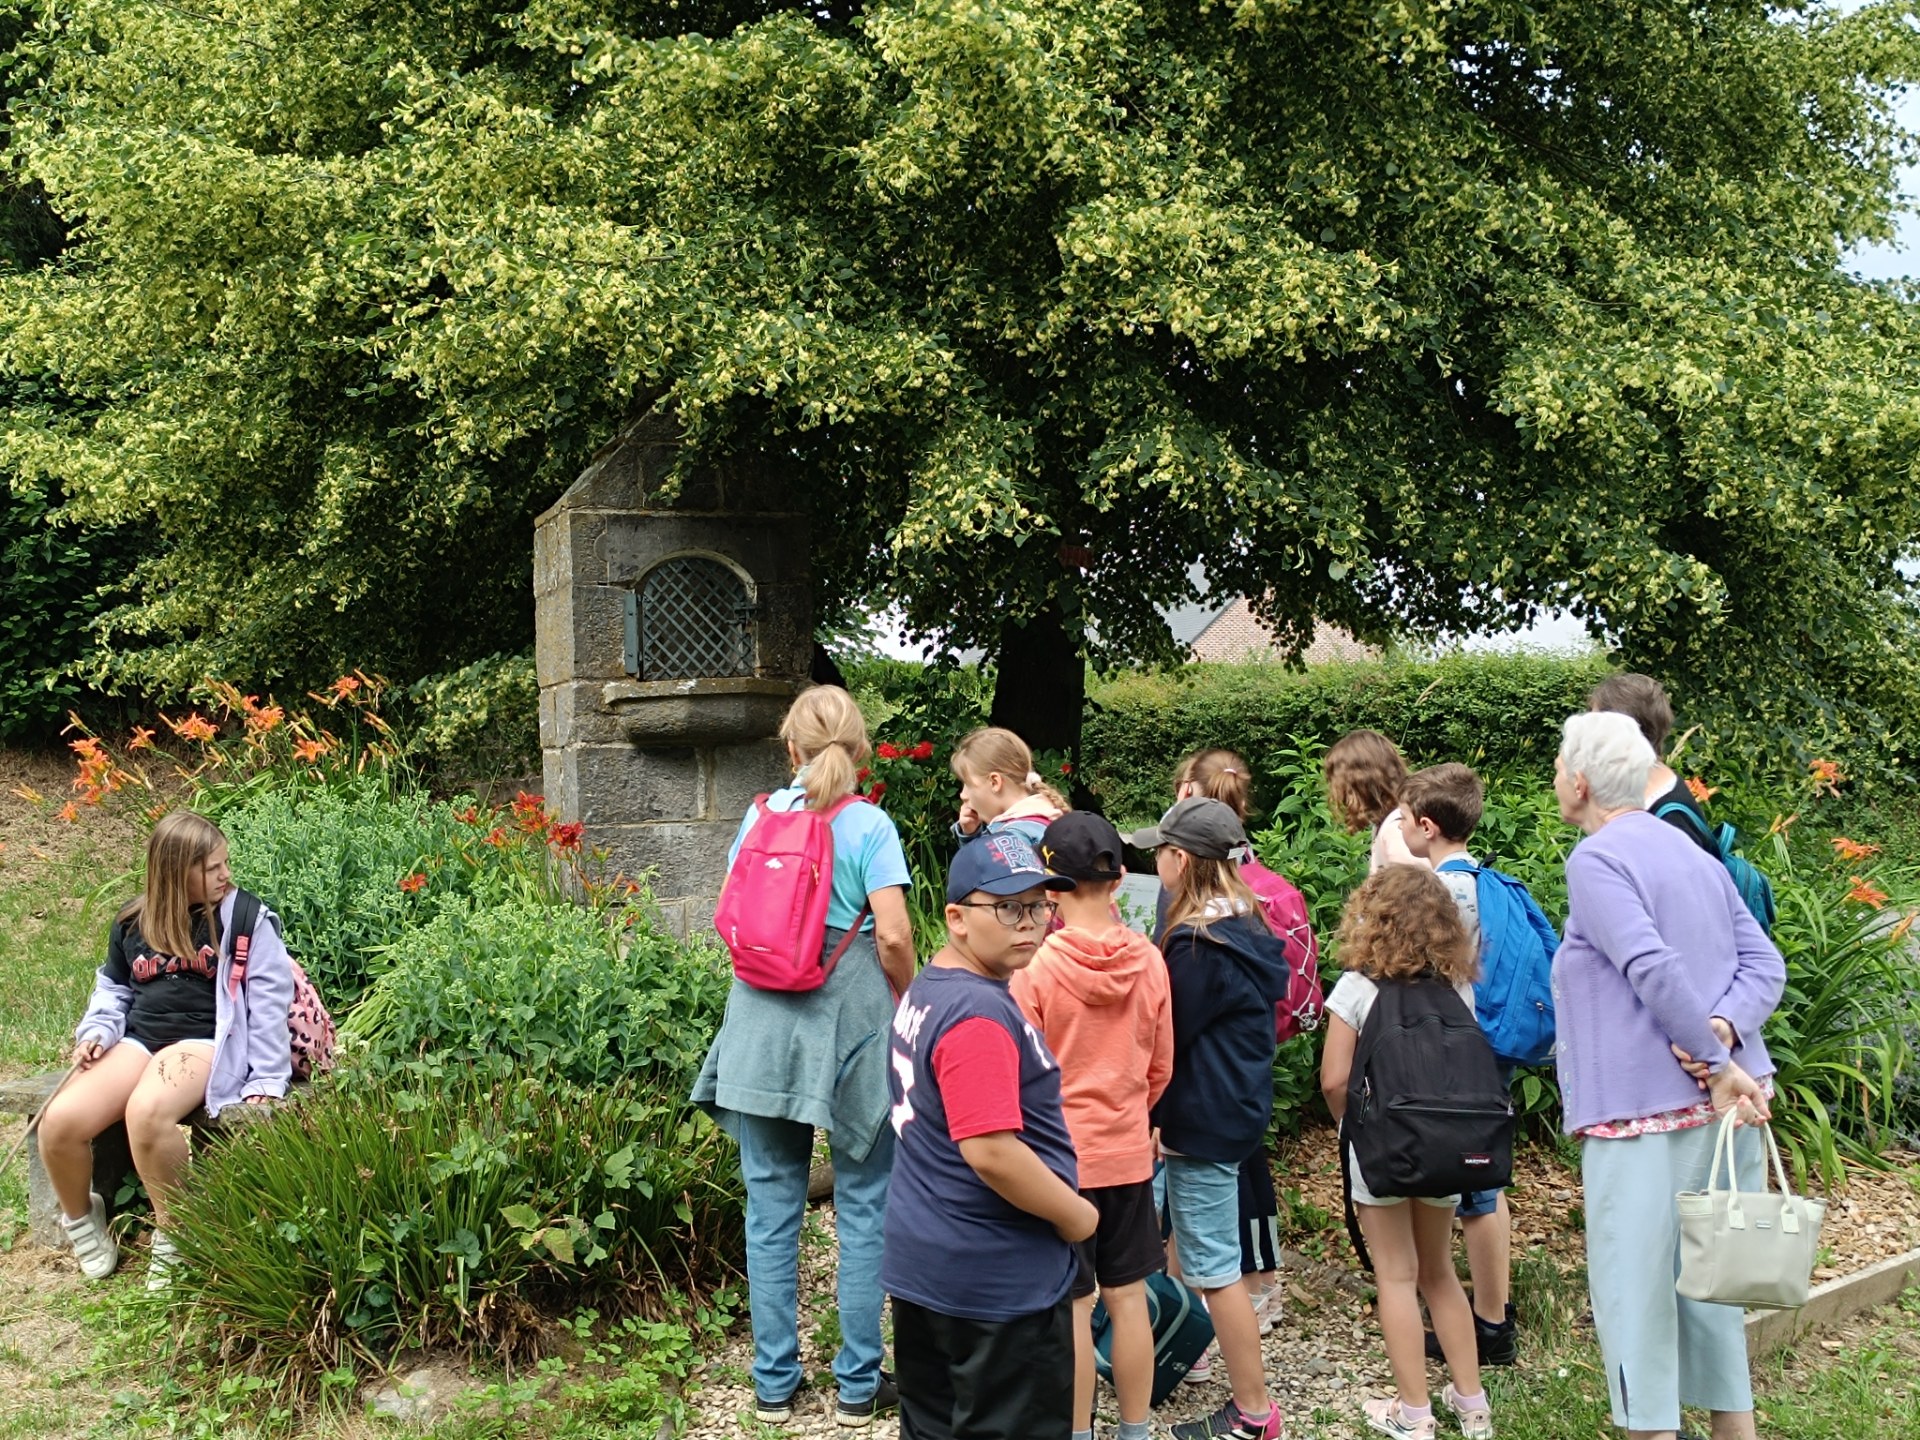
[[679, 1200, 1401, 1439]]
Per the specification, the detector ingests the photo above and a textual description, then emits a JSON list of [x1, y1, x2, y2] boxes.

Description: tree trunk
[[989, 598, 1085, 756]]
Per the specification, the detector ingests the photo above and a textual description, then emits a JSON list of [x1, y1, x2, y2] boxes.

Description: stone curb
[[1745, 1245, 1920, 1359]]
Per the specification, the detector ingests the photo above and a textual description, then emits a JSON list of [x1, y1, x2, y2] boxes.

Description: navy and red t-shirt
[[882, 965, 1079, 1322]]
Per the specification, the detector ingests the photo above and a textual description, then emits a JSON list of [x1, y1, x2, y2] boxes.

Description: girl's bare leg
[[123, 1043, 213, 1229], [36, 1044, 150, 1218]]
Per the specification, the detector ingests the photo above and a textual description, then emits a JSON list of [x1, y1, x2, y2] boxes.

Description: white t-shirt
[[1327, 970, 1476, 1209], [1368, 808, 1429, 873], [1432, 857, 1483, 958]]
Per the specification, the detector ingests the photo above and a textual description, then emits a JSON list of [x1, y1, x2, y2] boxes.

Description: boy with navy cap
[[884, 831, 1097, 1439]]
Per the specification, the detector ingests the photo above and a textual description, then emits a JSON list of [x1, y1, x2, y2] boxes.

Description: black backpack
[[1344, 975, 1514, 1203]]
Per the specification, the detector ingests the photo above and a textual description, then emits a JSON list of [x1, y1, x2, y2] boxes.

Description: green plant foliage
[[342, 897, 730, 1090], [1088, 654, 1612, 830], [2, 1, 1917, 762], [212, 780, 468, 1006], [406, 651, 541, 788], [166, 1068, 743, 1372]]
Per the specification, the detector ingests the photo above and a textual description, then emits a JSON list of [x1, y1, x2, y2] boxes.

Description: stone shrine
[[534, 410, 811, 935]]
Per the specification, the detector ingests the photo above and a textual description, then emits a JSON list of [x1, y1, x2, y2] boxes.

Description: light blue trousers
[[1582, 1124, 1764, 1430], [734, 1111, 895, 1406]]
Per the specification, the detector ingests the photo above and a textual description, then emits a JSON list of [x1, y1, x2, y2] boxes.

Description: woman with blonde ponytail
[[692, 685, 915, 1426]]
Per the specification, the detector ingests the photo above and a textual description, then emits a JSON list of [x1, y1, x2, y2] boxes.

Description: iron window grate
[[630, 557, 755, 680]]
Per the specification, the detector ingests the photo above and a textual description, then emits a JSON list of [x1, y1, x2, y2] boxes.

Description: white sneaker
[[146, 1231, 181, 1292], [1443, 1384, 1494, 1439], [1251, 1282, 1282, 1335], [1183, 1346, 1213, 1384], [61, 1192, 119, 1280]]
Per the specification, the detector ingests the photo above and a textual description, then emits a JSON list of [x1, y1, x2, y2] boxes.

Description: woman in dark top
[[36, 810, 293, 1288], [1588, 673, 1720, 857]]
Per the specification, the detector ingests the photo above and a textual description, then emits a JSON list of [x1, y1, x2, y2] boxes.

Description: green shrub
[[167, 1069, 743, 1372], [407, 651, 541, 788], [1084, 652, 1613, 828], [212, 780, 472, 1006], [342, 898, 729, 1091]]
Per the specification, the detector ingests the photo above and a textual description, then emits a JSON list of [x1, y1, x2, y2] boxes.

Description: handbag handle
[[1703, 1109, 1800, 1234]]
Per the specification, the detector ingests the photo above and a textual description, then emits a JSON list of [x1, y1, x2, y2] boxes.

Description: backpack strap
[[225, 889, 262, 1001], [1654, 800, 1718, 848], [817, 791, 873, 983], [1339, 1124, 1373, 1273]]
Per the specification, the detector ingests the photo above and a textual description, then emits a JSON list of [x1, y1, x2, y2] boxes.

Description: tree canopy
[[2, 0, 1919, 763]]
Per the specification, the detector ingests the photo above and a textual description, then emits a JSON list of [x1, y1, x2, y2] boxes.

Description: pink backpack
[[714, 793, 870, 992], [227, 889, 338, 1081], [1243, 860, 1323, 1042]]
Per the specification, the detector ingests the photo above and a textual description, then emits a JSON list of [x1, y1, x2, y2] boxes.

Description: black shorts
[[894, 1294, 1073, 1440], [1072, 1179, 1166, 1299], [1238, 1149, 1281, 1275]]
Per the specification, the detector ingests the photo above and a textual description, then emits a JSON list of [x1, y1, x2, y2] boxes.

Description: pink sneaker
[[1182, 1346, 1213, 1384], [1443, 1385, 1494, 1439]]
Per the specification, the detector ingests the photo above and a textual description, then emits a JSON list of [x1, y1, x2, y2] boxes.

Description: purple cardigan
[[1552, 810, 1785, 1134], [76, 888, 294, 1117]]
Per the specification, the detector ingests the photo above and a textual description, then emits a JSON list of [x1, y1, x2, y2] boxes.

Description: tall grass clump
[[167, 1068, 742, 1372]]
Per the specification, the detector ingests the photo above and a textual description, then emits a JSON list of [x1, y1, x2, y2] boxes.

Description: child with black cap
[[1012, 812, 1174, 1440], [883, 830, 1098, 1439], [1125, 797, 1291, 1440]]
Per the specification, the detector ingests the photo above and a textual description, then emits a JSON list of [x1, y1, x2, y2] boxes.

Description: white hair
[[1560, 711, 1656, 811]]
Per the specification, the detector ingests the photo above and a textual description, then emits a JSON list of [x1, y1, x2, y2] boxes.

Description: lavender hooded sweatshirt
[[75, 888, 293, 1117], [1552, 810, 1786, 1134]]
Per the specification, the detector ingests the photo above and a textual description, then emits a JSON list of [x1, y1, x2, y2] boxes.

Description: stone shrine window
[[624, 556, 756, 680]]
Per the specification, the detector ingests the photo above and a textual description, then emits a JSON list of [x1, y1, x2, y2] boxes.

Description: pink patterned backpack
[[226, 889, 338, 1081]]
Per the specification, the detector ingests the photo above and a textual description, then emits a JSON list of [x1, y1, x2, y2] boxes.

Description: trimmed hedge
[[1082, 652, 1612, 828]]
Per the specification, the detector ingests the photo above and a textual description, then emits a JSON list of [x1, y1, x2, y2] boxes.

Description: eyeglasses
[[956, 898, 1059, 928]]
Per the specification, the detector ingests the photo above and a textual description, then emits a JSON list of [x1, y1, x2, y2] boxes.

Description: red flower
[[453, 805, 482, 825], [549, 821, 585, 852], [868, 780, 888, 802], [857, 767, 872, 783], [876, 742, 903, 761], [484, 826, 510, 847], [398, 872, 427, 893], [1059, 761, 1073, 776], [910, 741, 935, 761]]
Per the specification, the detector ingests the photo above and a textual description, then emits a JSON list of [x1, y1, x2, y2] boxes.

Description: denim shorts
[[1160, 1155, 1244, 1290], [1457, 1063, 1516, 1218]]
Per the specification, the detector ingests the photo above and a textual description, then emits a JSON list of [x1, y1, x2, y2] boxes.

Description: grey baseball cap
[[1121, 796, 1252, 862]]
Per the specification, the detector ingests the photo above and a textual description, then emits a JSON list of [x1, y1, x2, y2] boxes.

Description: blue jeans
[[734, 1111, 895, 1405]]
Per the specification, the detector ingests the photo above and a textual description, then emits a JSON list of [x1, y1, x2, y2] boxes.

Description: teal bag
[[1655, 803, 1778, 934], [1090, 1270, 1215, 1406]]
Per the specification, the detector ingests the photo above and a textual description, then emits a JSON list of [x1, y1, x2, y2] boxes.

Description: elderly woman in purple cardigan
[[1551, 711, 1785, 1440]]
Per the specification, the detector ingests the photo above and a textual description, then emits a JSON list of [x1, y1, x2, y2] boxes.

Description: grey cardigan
[[690, 927, 896, 1162]]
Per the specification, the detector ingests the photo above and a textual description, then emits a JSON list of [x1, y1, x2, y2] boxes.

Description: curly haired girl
[[1318, 866, 1492, 1440]]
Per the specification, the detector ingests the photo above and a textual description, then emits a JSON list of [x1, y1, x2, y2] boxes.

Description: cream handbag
[[1676, 1111, 1827, 1310]]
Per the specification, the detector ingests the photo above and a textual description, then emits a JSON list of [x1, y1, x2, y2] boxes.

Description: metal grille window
[[624, 557, 756, 680]]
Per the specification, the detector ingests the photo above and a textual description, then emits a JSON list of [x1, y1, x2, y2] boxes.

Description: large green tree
[[3, 0, 1919, 763]]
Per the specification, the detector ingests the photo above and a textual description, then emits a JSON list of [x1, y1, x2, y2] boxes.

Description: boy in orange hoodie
[[1013, 812, 1175, 1440]]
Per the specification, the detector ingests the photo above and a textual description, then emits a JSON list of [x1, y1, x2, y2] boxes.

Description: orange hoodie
[[1010, 923, 1174, 1188]]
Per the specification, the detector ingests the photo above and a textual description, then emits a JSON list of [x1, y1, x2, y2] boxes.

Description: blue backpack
[[1435, 858, 1559, 1067], [1655, 802, 1778, 935], [1090, 1269, 1215, 1405]]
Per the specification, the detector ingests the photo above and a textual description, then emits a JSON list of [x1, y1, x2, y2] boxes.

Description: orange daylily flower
[[244, 703, 285, 735], [1831, 836, 1880, 863], [165, 713, 218, 744], [1809, 759, 1843, 796], [55, 801, 79, 823], [292, 736, 332, 764], [328, 675, 363, 701], [398, 872, 428, 894], [127, 726, 156, 751], [1685, 777, 1718, 806], [1845, 876, 1889, 908]]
